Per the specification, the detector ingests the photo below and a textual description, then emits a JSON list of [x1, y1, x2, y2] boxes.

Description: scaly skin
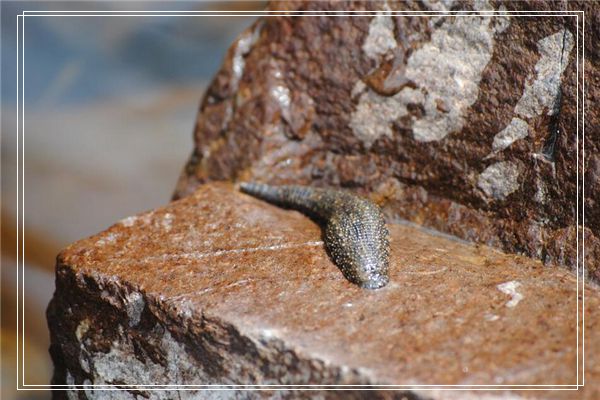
[[239, 182, 390, 289]]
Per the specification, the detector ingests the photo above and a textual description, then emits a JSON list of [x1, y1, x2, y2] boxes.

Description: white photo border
[[15, 7, 586, 392]]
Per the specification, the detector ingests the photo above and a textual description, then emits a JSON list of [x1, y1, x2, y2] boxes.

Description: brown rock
[[175, 1, 598, 282], [48, 183, 599, 398]]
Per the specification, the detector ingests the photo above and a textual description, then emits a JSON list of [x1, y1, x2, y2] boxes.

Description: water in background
[[2, 1, 259, 105], [1, 1, 260, 397]]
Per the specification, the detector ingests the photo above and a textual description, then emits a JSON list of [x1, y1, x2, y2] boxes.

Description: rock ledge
[[48, 184, 599, 399]]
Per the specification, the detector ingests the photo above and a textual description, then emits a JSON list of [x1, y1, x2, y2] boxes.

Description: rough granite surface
[[48, 183, 598, 399], [174, 0, 598, 281]]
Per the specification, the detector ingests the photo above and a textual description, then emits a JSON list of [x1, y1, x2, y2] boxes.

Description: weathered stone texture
[[48, 184, 599, 399], [174, 1, 598, 281]]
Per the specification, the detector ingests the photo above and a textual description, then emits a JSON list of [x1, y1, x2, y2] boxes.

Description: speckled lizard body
[[239, 182, 390, 289]]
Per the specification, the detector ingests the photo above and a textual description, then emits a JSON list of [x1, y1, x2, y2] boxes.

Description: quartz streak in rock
[[351, 9, 504, 145], [491, 118, 529, 153], [514, 29, 574, 119], [487, 28, 575, 158], [477, 161, 522, 201], [363, 9, 396, 62], [403, 13, 500, 142]]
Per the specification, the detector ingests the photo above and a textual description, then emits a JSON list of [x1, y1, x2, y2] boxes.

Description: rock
[[174, 0, 599, 282], [48, 183, 599, 398]]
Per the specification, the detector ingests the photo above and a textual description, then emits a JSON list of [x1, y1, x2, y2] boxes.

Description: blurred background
[[1, 1, 262, 398]]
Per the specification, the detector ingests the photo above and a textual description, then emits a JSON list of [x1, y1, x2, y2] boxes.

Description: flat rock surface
[[48, 183, 598, 399]]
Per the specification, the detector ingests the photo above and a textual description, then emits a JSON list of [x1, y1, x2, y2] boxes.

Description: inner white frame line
[[15, 9, 586, 391]]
